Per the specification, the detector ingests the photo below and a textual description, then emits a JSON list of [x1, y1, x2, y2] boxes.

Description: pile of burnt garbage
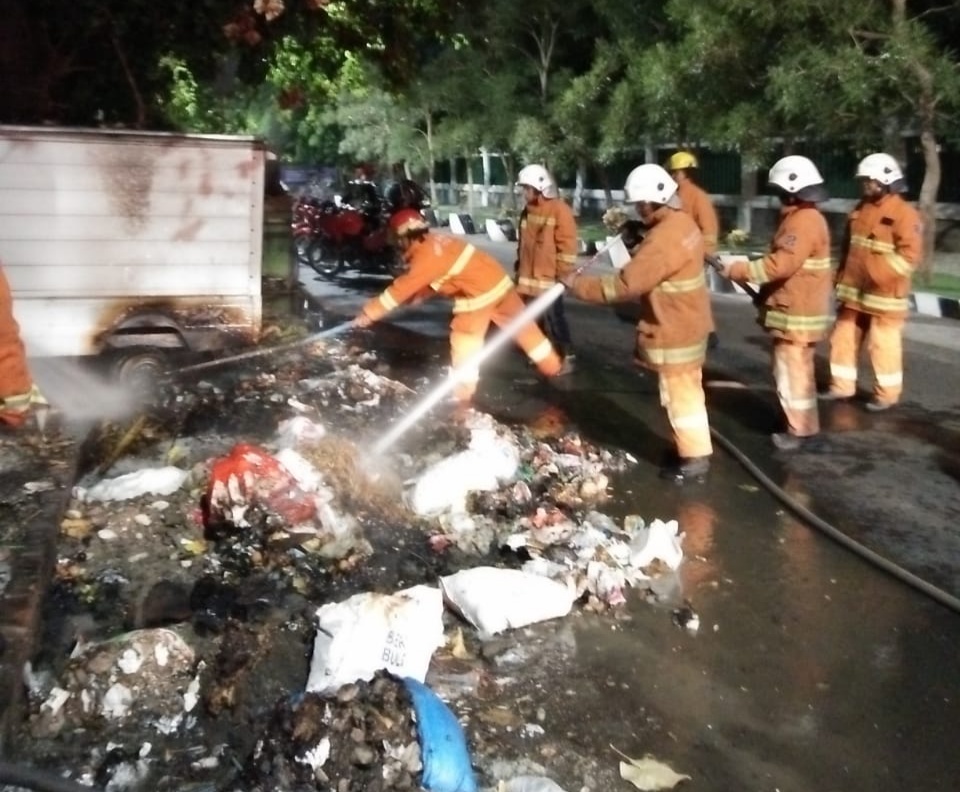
[[12, 338, 692, 792]]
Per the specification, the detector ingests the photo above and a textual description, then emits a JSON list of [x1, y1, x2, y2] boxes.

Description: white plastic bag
[[408, 428, 519, 516], [439, 567, 575, 636], [497, 778, 569, 792], [306, 584, 445, 694], [628, 518, 684, 571]]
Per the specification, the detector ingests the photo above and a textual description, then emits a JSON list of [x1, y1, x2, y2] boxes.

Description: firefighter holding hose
[[711, 155, 833, 451], [354, 209, 573, 405], [562, 164, 714, 484]]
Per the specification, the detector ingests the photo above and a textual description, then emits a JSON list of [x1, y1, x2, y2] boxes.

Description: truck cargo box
[[0, 125, 265, 364]]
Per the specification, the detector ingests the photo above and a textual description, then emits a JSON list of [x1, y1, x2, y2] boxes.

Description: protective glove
[[618, 219, 645, 251], [559, 271, 579, 290], [353, 312, 375, 329], [705, 253, 738, 280]]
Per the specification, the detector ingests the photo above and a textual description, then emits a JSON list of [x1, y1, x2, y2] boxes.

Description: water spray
[[372, 236, 623, 455], [171, 320, 358, 377]]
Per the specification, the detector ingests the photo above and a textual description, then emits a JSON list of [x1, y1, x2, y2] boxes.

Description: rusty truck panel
[[0, 126, 264, 357]]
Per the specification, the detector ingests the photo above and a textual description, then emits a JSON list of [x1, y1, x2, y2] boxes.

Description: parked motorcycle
[[292, 178, 430, 280]]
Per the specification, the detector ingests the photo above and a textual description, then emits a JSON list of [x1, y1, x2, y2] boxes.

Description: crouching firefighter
[[712, 155, 833, 451], [563, 164, 714, 484], [354, 209, 572, 405]]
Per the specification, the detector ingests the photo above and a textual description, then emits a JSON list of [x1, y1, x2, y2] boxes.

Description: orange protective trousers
[[772, 339, 819, 437], [828, 307, 905, 405], [449, 290, 562, 402], [0, 266, 32, 403], [658, 368, 712, 459]]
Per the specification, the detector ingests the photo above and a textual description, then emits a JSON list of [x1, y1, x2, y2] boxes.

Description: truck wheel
[[113, 350, 168, 398]]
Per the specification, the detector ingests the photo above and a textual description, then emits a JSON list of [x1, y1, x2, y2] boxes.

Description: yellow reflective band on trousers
[[527, 338, 553, 362], [764, 310, 833, 333], [557, 253, 578, 264], [835, 284, 909, 314], [453, 276, 513, 313], [655, 271, 705, 294], [642, 340, 708, 367], [876, 370, 903, 387], [517, 275, 556, 292], [430, 244, 475, 290], [773, 341, 819, 437]]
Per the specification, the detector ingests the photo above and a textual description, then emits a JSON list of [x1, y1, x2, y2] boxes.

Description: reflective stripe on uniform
[[672, 410, 710, 430], [835, 284, 909, 313], [0, 384, 47, 410], [527, 338, 553, 363], [802, 256, 832, 271], [886, 252, 913, 277], [642, 340, 708, 366], [876, 370, 903, 387], [830, 363, 858, 381], [378, 291, 401, 312], [430, 244, 475, 290], [518, 275, 556, 291], [850, 235, 895, 253], [524, 215, 557, 228], [557, 253, 578, 264], [744, 257, 768, 284], [764, 310, 833, 333], [453, 276, 513, 313], [656, 272, 705, 294], [600, 275, 620, 303]]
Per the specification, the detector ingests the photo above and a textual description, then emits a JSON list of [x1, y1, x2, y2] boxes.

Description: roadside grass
[[433, 205, 960, 299]]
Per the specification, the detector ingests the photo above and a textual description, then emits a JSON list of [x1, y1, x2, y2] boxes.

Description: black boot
[[659, 455, 710, 484]]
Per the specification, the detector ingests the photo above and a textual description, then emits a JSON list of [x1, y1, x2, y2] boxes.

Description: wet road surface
[[300, 248, 960, 791]]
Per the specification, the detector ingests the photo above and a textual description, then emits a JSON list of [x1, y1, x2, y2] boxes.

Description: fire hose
[[704, 253, 760, 302]]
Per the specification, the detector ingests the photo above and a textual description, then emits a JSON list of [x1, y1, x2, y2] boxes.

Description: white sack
[[440, 567, 575, 636], [306, 584, 445, 695], [82, 467, 188, 502]]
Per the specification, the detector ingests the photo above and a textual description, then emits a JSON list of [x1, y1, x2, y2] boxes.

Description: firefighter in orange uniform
[[665, 151, 720, 254], [515, 164, 579, 365], [354, 209, 569, 404], [0, 262, 46, 428], [563, 164, 714, 484], [714, 156, 833, 451], [824, 153, 923, 411], [666, 150, 721, 349]]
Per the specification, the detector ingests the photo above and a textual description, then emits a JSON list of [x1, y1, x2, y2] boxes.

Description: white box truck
[[0, 125, 265, 381]]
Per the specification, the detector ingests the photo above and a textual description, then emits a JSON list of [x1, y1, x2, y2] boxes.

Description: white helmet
[[516, 164, 558, 199], [856, 153, 906, 191], [768, 155, 828, 202], [624, 164, 678, 204]]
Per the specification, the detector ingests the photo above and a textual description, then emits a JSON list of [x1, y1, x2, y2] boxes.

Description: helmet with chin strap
[[624, 164, 678, 204], [856, 153, 908, 193], [768, 156, 828, 203], [516, 164, 559, 199]]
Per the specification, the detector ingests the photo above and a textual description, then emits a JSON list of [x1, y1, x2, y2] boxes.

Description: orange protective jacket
[[362, 233, 515, 320], [569, 207, 713, 372], [727, 204, 833, 343], [835, 193, 923, 318], [0, 263, 33, 401], [515, 196, 579, 296], [677, 180, 719, 254]]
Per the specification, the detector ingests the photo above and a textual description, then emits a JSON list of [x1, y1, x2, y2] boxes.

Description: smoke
[[29, 355, 142, 429]]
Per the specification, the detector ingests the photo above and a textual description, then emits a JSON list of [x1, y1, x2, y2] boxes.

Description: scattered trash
[[612, 745, 691, 791], [404, 677, 478, 792], [440, 566, 576, 636], [306, 585, 446, 695], [497, 777, 569, 792], [80, 466, 189, 502]]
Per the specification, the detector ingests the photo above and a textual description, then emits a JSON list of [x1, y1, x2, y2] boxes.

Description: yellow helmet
[[665, 151, 698, 171]]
